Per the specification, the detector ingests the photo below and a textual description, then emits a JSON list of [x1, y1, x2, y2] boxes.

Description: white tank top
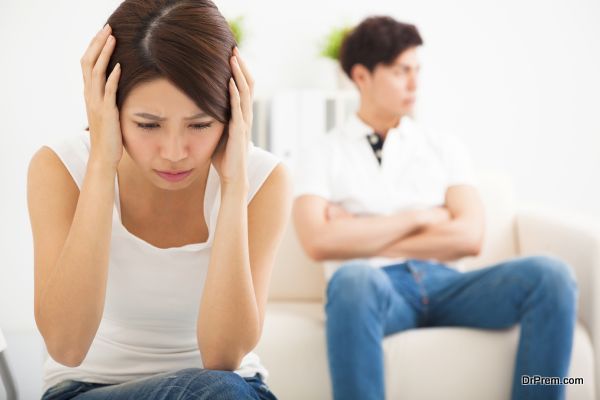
[[41, 131, 280, 393]]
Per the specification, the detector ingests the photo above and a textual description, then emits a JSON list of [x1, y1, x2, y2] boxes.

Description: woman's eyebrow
[[184, 112, 210, 120], [133, 112, 165, 121], [133, 112, 209, 121]]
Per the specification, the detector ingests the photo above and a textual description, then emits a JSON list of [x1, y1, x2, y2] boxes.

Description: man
[[292, 16, 577, 400]]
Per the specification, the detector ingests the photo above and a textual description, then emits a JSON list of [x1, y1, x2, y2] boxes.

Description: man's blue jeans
[[325, 256, 578, 400], [41, 368, 277, 400]]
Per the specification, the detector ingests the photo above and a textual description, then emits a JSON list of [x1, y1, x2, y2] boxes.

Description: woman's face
[[119, 78, 225, 190]]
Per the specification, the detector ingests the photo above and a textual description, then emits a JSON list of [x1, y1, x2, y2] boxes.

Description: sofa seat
[[256, 301, 596, 400]]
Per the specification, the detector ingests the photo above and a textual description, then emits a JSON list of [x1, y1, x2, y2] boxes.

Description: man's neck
[[356, 103, 403, 140]]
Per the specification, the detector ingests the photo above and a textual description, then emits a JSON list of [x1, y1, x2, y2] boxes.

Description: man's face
[[119, 78, 225, 190], [360, 47, 421, 117]]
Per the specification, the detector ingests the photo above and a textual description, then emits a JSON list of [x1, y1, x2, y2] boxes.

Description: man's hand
[[378, 186, 485, 261], [293, 195, 426, 261]]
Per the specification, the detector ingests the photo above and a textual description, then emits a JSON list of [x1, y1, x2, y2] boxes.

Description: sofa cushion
[[256, 302, 595, 400]]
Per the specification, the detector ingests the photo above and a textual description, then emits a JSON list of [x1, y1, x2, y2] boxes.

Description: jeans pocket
[[42, 380, 89, 400]]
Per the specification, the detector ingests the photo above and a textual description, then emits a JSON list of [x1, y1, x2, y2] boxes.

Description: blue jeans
[[41, 369, 277, 400], [325, 256, 578, 400]]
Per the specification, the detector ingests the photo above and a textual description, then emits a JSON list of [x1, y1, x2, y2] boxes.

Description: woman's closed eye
[[191, 123, 213, 131], [136, 122, 159, 130], [135, 122, 213, 131]]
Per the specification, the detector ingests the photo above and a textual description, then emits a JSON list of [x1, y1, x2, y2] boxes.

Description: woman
[[27, 0, 291, 399]]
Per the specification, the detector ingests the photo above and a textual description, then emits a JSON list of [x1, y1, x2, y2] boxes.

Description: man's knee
[[327, 262, 389, 307], [519, 255, 578, 306]]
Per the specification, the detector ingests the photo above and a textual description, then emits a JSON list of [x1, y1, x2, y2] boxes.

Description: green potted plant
[[319, 24, 354, 89]]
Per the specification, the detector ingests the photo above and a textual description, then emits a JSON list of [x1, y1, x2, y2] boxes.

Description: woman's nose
[[160, 132, 188, 163]]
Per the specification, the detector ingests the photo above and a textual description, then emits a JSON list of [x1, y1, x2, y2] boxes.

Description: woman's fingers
[[104, 63, 121, 105], [229, 77, 249, 142], [229, 77, 242, 123], [233, 47, 254, 95], [80, 24, 112, 98], [230, 54, 251, 124], [91, 35, 117, 99]]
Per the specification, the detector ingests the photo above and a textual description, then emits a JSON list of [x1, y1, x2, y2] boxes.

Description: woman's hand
[[81, 24, 123, 169], [212, 47, 254, 193]]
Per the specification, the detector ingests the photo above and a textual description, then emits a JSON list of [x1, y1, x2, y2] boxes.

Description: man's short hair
[[340, 16, 423, 79]]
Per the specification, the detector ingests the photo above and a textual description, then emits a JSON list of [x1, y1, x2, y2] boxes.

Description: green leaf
[[228, 16, 245, 47], [319, 25, 353, 60]]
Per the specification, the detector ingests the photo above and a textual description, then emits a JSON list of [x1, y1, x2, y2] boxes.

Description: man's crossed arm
[[292, 185, 484, 263]]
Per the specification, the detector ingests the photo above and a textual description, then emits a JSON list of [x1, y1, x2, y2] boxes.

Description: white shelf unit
[[253, 89, 358, 167]]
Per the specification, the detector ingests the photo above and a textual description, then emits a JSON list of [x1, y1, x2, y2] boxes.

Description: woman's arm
[[28, 25, 122, 367], [197, 164, 291, 370], [197, 48, 292, 370], [28, 150, 116, 367]]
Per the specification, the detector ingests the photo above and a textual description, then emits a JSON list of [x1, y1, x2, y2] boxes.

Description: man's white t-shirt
[[293, 113, 477, 280]]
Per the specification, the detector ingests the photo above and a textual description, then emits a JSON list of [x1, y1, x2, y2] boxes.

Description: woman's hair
[[340, 16, 423, 79], [105, 0, 236, 123]]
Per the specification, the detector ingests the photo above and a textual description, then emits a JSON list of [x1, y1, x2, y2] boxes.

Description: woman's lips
[[155, 169, 193, 182]]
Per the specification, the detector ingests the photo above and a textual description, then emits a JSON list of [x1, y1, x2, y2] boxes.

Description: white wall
[[218, 0, 600, 215], [0, 0, 599, 395]]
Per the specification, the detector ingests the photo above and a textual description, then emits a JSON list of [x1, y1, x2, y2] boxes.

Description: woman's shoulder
[[246, 142, 285, 203], [45, 131, 91, 158], [247, 142, 279, 166], [28, 145, 79, 194], [245, 150, 291, 222], [27, 146, 81, 240], [38, 132, 91, 190]]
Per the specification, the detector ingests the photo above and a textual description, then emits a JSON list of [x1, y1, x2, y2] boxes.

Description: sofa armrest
[[516, 209, 600, 346]]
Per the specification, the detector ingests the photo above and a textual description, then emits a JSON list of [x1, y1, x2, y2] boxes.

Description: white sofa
[[255, 172, 599, 399]]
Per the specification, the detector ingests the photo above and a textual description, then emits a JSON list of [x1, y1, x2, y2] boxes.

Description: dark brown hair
[[105, 0, 236, 123], [340, 16, 423, 79]]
